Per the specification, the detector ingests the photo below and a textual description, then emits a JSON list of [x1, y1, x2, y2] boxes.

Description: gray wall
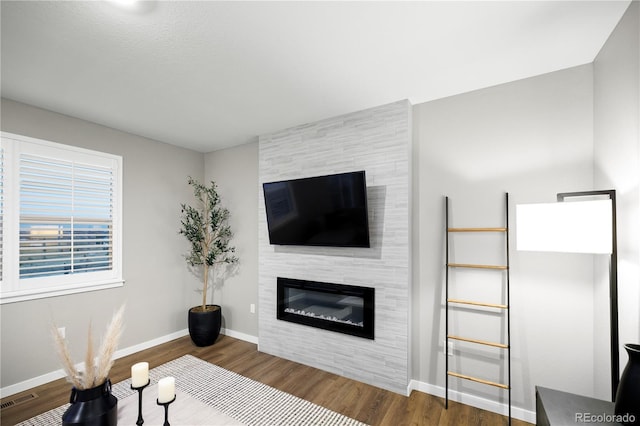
[[0, 99, 204, 388], [593, 0, 640, 399], [204, 142, 259, 338], [412, 64, 596, 414], [257, 100, 412, 394]]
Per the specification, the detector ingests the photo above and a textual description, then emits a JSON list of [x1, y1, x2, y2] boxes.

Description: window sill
[[0, 279, 125, 304]]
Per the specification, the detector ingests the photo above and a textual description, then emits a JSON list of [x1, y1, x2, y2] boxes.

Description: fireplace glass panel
[[284, 287, 365, 327], [277, 277, 374, 339]]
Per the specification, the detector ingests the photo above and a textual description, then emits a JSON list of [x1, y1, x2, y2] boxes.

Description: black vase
[[62, 379, 117, 426], [188, 304, 222, 347], [615, 343, 640, 425]]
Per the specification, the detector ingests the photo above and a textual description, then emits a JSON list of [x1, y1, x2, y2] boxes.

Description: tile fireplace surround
[[258, 100, 412, 394]]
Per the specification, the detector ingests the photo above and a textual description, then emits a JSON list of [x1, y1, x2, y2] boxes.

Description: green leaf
[[179, 177, 238, 304]]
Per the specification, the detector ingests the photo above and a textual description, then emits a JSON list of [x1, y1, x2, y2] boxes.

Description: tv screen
[[263, 171, 370, 247]]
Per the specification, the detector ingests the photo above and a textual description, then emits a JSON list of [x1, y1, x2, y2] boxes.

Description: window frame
[[1, 132, 123, 304]]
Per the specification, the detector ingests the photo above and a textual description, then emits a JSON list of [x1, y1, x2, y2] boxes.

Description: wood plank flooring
[[1, 335, 532, 425]]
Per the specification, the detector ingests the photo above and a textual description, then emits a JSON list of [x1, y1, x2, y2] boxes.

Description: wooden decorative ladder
[[444, 193, 511, 425]]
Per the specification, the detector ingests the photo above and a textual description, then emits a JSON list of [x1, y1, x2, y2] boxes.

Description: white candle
[[131, 362, 149, 388], [158, 376, 175, 403]]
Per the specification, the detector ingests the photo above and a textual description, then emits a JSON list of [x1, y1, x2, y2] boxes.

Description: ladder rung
[[448, 263, 508, 270], [447, 372, 509, 389], [448, 335, 509, 349], [447, 299, 508, 309], [448, 227, 507, 233]]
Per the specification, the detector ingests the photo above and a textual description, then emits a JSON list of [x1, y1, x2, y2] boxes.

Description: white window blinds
[[19, 154, 114, 278], [1, 132, 123, 303]]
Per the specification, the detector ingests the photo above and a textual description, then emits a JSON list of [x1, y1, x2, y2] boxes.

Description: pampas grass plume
[[95, 304, 125, 385], [51, 304, 125, 390], [51, 324, 82, 389], [84, 321, 96, 388]]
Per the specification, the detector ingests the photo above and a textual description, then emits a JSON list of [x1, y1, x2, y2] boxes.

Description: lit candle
[[158, 376, 175, 403], [131, 362, 149, 388]]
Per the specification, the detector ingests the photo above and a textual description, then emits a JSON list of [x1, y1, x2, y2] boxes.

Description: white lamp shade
[[516, 199, 612, 254]]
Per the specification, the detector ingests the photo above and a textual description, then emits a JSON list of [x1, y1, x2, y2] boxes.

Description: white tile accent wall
[[258, 100, 412, 394]]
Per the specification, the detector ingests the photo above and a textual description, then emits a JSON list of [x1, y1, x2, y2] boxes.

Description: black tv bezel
[[262, 170, 371, 248]]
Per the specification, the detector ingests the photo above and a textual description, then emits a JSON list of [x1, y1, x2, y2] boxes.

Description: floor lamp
[[516, 190, 618, 402]]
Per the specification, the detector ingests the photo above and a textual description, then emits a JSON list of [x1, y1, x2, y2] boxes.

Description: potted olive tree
[[180, 177, 238, 346]]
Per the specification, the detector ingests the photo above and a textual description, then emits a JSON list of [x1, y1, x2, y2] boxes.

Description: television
[[263, 171, 370, 247]]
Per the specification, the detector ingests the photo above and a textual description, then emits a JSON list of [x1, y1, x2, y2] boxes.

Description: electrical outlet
[[58, 327, 66, 339], [250, 303, 256, 314]]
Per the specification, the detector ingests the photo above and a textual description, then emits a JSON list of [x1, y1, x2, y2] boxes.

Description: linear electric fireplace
[[277, 277, 375, 339]]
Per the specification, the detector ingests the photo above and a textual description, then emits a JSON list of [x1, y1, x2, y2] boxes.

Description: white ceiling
[[1, 1, 631, 153]]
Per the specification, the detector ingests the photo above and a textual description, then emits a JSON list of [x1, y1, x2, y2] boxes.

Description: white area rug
[[19, 355, 367, 426]]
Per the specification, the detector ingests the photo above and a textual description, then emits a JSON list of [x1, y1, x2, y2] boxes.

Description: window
[[1, 132, 123, 303]]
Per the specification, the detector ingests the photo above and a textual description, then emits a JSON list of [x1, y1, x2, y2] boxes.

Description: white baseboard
[[0, 327, 258, 398], [111, 328, 190, 360], [1, 367, 70, 399], [407, 379, 536, 424], [221, 327, 259, 345]]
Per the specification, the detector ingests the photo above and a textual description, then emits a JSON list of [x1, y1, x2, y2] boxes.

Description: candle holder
[[130, 379, 150, 425], [156, 395, 176, 426]]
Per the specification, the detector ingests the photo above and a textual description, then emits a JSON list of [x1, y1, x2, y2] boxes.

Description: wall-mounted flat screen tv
[[263, 171, 370, 248]]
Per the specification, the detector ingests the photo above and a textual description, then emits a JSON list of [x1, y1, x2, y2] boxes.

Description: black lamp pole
[[557, 190, 618, 402]]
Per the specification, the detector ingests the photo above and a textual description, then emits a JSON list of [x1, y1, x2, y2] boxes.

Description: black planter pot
[[188, 304, 222, 347], [62, 379, 117, 426], [615, 343, 640, 425]]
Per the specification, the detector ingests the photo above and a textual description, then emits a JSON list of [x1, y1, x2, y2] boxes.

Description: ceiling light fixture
[[107, 0, 138, 9]]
